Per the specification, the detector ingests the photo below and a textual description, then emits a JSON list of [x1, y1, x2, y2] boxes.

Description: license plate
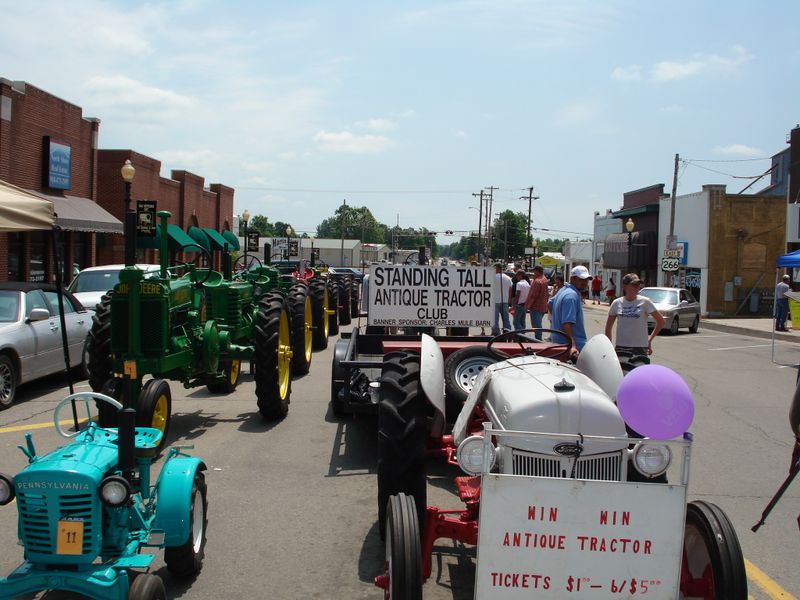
[[56, 519, 84, 555]]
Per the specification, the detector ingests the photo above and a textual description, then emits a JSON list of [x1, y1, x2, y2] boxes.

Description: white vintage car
[[374, 332, 747, 599]]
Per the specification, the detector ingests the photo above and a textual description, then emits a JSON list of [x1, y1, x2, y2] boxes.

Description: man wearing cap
[[549, 265, 591, 356], [605, 273, 665, 356], [776, 274, 792, 332], [492, 262, 513, 336]]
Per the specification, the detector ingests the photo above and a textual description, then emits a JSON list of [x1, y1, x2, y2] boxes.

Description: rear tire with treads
[[87, 292, 113, 392], [287, 283, 313, 376], [309, 278, 330, 350], [255, 292, 292, 420]]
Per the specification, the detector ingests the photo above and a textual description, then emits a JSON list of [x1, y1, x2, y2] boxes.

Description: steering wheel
[[486, 328, 574, 361], [404, 251, 419, 265], [173, 243, 213, 285], [233, 254, 263, 276], [53, 392, 123, 438]]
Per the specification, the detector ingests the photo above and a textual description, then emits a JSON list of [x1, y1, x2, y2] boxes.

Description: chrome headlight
[[0, 473, 14, 505], [456, 435, 496, 476], [99, 476, 131, 507], [633, 443, 671, 477]]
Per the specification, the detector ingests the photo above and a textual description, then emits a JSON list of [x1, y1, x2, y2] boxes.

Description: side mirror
[[27, 308, 50, 322]]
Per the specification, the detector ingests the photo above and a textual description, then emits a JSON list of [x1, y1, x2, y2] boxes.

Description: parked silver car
[[639, 286, 701, 334], [68, 264, 161, 311], [0, 283, 90, 408]]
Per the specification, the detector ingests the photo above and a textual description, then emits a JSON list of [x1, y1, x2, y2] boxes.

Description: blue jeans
[[513, 304, 527, 330], [776, 298, 789, 330], [529, 310, 545, 339], [493, 302, 511, 336]]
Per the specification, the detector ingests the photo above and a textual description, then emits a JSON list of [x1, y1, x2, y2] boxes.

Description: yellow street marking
[[0, 418, 87, 435], [747, 558, 798, 599]]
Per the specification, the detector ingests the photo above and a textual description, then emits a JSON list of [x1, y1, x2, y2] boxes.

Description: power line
[[681, 159, 763, 179], [683, 156, 771, 163]]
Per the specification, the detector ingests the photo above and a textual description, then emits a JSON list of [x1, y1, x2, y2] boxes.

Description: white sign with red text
[[474, 474, 686, 599], [368, 265, 493, 328]]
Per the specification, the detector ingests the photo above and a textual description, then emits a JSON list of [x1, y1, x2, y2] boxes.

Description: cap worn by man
[[622, 273, 641, 286], [570, 265, 591, 279], [784, 275, 791, 281]]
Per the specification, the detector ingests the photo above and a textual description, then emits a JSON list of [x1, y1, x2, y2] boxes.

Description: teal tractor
[[87, 211, 292, 452], [0, 391, 207, 600]]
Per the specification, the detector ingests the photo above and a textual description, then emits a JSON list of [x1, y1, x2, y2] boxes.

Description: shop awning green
[[186, 226, 211, 253], [138, 224, 201, 253], [222, 230, 240, 251], [202, 227, 232, 251]]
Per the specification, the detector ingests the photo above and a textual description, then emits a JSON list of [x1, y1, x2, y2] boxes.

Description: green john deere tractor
[[87, 211, 292, 452]]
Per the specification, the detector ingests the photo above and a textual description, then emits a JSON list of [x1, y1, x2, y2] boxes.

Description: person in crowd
[[511, 270, 531, 330], [604, 273, 665, 356], [776, 273, 792, 332], [549, 266, 591, 356], [524, 265, 549, 340], [591, 274, 602, 304], [604, 276, 616, 305], [492, 262, 512, 336]]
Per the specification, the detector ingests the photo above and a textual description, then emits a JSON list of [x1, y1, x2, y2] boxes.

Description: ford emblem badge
[[553, 442, 582, 457]]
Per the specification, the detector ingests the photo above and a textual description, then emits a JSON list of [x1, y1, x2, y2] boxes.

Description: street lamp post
[[241, 209, 250, 267], [626, 218, 635, 273], [286, 225, 293, 261], [121, 160, 136, 266], [309, 236, 316, 267], [532, 239, 538, 268]]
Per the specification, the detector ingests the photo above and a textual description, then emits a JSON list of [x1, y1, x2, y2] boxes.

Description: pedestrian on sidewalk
[[604, 277, 616, 305], [591, 275, 602, 304], [525, 265, 549, 340], [511, 270, 531, 330], [776, 274, 791, 332], [604, 273, 665, 356], [492, 262, 512, 336], [550, 265, 591, 356]]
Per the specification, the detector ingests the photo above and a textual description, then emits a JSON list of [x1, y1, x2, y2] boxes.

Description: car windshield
[[68, 269, 122, 293], [0, 291, 20, 322], [640, 289, 678, 305]]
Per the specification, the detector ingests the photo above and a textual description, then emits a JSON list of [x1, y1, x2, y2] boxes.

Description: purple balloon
[[616, 364, 694, 439]]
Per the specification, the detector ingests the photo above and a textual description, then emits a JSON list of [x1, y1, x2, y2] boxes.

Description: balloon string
[[569, 433, 585, 479]]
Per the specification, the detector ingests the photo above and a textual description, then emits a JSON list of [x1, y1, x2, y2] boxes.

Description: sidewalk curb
[[700, 320, 797, 343]]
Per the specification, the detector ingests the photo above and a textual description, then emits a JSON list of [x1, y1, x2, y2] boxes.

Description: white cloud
[[313, 130, 394, 154], [355, 118, 398, 132], [392, 109, 417, 119], [83, 75, 196, 124], [156, 148, 220, 176], [611, 65, 641, 81], [556, 101, 600, 125], [454, 129, 469, 139], [713, 144, 763, 157], [651, 45, 752, 82]]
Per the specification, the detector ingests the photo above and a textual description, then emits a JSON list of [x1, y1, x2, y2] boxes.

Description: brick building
[[0, 78, 235, 282]]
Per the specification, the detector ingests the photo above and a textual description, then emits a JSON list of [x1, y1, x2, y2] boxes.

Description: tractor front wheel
[[87, 292, 113, 392], [206, 359, 241, 394], [128, 574, 166, 600], [383, 492, 423, 600], [288, 284, 313, 376], [138, 379, 171, 454], [327, 279, 340, 336], [309, 279, 330, 350], [165, 472, 208, 578], [377, 351, 427, 539], [255, 291, 292, 420]]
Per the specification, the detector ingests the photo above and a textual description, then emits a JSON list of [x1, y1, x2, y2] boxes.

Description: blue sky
[[2, 0, 798, 244]]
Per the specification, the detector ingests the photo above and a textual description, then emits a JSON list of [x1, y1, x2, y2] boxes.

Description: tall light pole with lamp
[[286, 225, 293, 261], [532, 239, 538, 268], [121, 160, 136, 266], [241, 209, 250, 268], [626, 218, 635, 274]]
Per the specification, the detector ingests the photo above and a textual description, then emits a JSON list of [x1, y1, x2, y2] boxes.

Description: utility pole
[[472, 190, 484, 262], [485, 186, 498, 262], [666, 153, 679, 285], [340, 198, 347, 266], [520, 187, 539, 269]]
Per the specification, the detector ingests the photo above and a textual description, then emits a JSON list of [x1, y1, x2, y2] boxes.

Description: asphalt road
[[1, 310, 799, 599]]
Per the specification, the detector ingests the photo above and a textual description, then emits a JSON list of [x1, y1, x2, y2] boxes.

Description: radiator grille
[[18, 492, 96, 555], [512, 449, 623, 481]]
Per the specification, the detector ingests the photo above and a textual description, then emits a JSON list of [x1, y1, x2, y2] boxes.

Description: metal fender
[[575, 334, 623, 401], [153, 457, 207, 547], [420, 334, 445, 419]]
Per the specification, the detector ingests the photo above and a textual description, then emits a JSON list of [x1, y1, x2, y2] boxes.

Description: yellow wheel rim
[[229, 359, 240, 385], [322, 289, 330, 338], [303, 297, 313, 360], [152, 393, 168, 433], [278, 309, 292, 399]]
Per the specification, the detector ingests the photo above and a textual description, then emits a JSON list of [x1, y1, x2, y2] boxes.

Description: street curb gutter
[[700, 320, 797, 344]]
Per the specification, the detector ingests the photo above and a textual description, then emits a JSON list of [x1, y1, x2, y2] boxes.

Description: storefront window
[[29, 231, 47, 283], [8, 233, 22, 281]]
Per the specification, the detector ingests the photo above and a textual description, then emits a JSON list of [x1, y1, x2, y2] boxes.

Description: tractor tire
[[377, 351, 427, 539], [255, 291, 292, 420], [350, 280, 360, 317], [138, 379, 171, 454], [338, 277, 353, 325], [330, 337, 349, 416], [309, 278, 330, 350], [165, 472, 208, 578], [327, 279, 340, 336], [287, 283, 313, 376], [0, 354, 17, 410], [206, 359, 241, 394], [443, 346, 499, 421], [128, 574, 166, 600], [681, 501, 747, 599], [384, 493, 423, 599], [87, 292, 114, 392]]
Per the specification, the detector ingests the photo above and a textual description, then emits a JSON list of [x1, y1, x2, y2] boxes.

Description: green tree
[[247, 214, 273, 236], [316, 204, 385, 242], [491, 211, 528, 262]]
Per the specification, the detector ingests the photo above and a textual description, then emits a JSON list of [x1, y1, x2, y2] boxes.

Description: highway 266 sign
[[661, 256, 680, 272]]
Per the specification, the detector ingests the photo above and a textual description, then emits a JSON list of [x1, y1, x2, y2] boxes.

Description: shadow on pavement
[[326, 415, 378, 477]]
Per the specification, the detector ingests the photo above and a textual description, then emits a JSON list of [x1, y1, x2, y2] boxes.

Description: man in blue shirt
[[549, 265, 591, 356]]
